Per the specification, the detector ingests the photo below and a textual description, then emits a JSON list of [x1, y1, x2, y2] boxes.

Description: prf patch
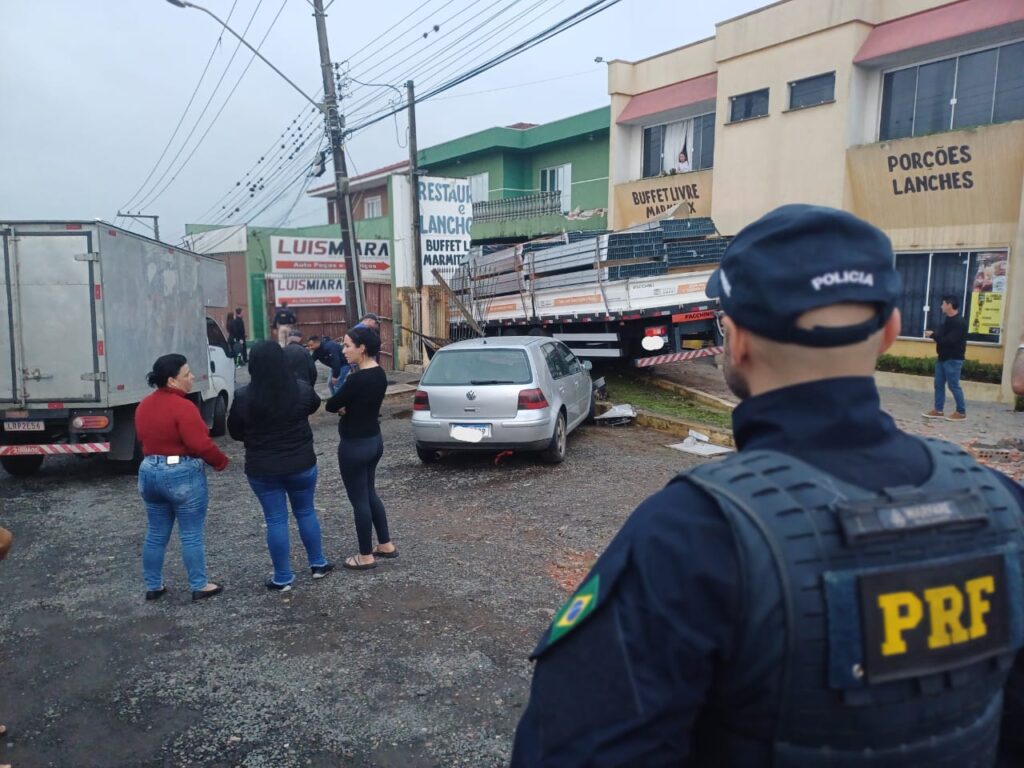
[[858, 554, 1011, 683], [548, 574, 601, 646]]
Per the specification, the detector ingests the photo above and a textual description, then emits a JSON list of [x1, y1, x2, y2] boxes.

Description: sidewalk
[[652, 359, 1024, 448]]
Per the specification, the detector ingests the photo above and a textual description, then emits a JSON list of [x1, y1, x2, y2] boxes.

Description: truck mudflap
[[0, 443, 110, 456], [633, 345, 723, 368]]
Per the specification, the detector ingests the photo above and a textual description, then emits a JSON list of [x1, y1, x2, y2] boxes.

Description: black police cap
[[706, 204, 902, 348]]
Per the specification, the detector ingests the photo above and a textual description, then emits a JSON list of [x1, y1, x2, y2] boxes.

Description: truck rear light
[[72, 416, 110, 430], [645, 326, 668, 337], [517, 388, 549, 410], [413, 390, 430, 411]]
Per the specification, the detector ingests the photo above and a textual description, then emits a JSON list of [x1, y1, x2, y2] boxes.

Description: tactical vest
[[683, 439, 1024, 768]]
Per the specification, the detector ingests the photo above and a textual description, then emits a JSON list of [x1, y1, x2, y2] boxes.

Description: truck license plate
[[3, 421, 44, 432]]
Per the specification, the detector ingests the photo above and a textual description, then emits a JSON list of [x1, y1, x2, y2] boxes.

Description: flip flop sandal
[[343, 556, 377, 571], [372, 547, 399, 559]]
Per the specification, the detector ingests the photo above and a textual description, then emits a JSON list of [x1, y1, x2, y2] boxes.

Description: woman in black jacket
[[324, 325, 397, 570], [228, 341, 333, 591]]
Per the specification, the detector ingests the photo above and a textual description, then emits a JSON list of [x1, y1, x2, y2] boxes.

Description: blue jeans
[[138, 457, 210, 592], [338, 433, 390, 556], [247, 465, 327, 585], [329, 365, 352, 395], [934, 359, 966, 415]]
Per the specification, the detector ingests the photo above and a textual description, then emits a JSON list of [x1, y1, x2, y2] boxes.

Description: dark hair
[[360, 312, 380, 323], [147, 354, 187, 388], [246, 341, 298, 421], [307, 335, 322, 344], [347, 325, 381, 358], [942, 294, 960, 310], [280, 300, 288, 307], [235, 307, 243, 314]]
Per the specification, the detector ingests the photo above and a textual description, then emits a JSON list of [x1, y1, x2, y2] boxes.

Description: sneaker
[[311, 563, 335, 579], [265, 578, 293, 592], [946, 412, 967, 421], [922, 410, 945, 419]]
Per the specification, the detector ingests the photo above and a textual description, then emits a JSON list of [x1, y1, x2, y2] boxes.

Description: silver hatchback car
[[411, 336, 594, 464]]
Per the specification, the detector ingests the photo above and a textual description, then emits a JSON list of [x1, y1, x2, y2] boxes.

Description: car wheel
[[210, 394, 228, 437], [1, 454, 44, 477], [416, 445, 441, 464], [540, 411, 567, 464]]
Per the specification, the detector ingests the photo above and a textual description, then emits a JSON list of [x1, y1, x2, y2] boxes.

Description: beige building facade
[[608, 0, 1024, 401]]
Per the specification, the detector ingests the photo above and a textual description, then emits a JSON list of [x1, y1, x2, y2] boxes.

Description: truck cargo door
[[8, 229, 100, 403], [0, 230, 15, 402]]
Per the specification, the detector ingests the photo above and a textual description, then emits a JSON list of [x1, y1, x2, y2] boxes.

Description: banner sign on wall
[[968, 251, 1008, 340], [419, 177, 473, 286], [612, 170, 713, 230], [269, 235, 391, 307]]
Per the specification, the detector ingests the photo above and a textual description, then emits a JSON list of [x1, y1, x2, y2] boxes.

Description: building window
[[363, 195, 382, 219], [642, 113, 715, 178], [468, 172, 489, 203], [728, 88, 769, 123], [893, 249, 1008, 344], [879, 40, 1024, 141], [789, 72, 835, 109], [540, 163, 571, 213]]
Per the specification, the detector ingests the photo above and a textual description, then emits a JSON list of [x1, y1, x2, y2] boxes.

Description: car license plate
[[450, 423, 492, 438], [3, 421, 44, 432]]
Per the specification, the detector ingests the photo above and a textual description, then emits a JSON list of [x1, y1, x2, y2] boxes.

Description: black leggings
[[338, 433, 390, 555]]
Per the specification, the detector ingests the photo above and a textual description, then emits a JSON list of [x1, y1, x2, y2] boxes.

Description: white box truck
[[0, 221, 235, 477]]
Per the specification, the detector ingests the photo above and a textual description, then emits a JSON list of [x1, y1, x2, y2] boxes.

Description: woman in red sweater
[[135, 354, 229, 602]]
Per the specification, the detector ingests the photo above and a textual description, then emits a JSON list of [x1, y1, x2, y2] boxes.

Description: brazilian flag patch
[[548, 574, 601, 645]]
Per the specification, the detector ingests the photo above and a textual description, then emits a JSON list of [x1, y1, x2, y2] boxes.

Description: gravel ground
[[0, 401, 696, 768]]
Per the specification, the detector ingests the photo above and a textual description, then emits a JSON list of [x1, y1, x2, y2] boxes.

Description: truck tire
[[540, 411, 567, 464], [210, 394, 228, 437], [1, 455, 44, 477]]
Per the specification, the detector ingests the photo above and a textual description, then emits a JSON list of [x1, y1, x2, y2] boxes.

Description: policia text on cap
[[511, 205, 1024, 768]]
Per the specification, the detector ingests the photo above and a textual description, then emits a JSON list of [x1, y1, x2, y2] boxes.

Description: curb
[[641, 375, 737, 412], [596, 401, 735, 447]]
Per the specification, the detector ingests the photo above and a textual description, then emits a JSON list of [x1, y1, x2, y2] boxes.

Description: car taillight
[[72, 415, 110, 430], [517, 388, 549, 410], [413, 390, 430, 411]]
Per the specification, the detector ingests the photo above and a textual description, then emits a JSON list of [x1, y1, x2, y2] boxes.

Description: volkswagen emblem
[[466, 390, 477, 401]]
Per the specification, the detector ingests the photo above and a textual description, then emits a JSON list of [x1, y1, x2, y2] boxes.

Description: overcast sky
[[0, 0, 764, 242]]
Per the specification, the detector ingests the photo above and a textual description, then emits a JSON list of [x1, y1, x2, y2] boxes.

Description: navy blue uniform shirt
[[311, 339, 344, 379], [510, 376, 1024, 767]]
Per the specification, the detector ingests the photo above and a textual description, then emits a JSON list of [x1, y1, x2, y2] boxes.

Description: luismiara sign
[[419, 176, 472, 287], [269, 235, 391, 307]]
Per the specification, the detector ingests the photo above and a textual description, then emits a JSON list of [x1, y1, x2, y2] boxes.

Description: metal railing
[[472, 190, 563, 223]]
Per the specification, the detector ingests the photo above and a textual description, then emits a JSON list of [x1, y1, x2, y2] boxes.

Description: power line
[[427, 68, 594, 100], [346, 0, 623, 136], [119, 0, 241, 221]]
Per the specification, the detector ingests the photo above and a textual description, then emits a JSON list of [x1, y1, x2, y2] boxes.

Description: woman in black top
[[228, 341, 333, 591], [324, 325, 397, 570]]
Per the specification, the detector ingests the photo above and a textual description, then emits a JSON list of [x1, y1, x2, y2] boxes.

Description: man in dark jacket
[[272, 302, 297, 347], [228, 308, 248, 364], [923, 294, 968, 421], [283, 330, 317, 387], [306, 335, 345, 395]]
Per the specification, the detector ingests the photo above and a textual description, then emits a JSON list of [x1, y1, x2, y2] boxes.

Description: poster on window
[[967, 251, 1008, 340]]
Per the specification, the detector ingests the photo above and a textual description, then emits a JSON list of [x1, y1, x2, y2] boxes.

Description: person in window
[[135, 354, 229, 602], [922, 294, 967, 421], [228, 341, 332, 592], [676, 146, 691, 173], [307, 335, 346, 395], [324, 326, 396, 570]]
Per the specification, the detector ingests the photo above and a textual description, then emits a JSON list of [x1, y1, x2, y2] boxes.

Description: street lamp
[[164, 0, 365, 322]]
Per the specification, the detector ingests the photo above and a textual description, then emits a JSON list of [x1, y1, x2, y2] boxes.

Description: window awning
[[616, 73, 717, 125], [854, 0, 1024, 65]]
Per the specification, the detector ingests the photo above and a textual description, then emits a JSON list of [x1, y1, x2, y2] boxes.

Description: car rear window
[[421, 348, 532, 385]]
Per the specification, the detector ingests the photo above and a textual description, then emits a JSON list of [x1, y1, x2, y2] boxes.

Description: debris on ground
[[546, 550, 597, 593], [669, 429, 734, 457], [595, 403, 636, 426], [962, 438, 1024, 481]]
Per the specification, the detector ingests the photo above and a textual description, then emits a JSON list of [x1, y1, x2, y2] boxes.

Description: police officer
[[511, 205, 1024, 767]]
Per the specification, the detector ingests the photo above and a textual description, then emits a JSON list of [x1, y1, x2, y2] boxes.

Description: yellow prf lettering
[[924, 585, 970, 649], [965, 576, 995, 640], [878, 591, 923, 656]]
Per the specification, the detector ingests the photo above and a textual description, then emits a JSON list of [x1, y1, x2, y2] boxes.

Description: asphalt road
[[0, 401, 697, 768]]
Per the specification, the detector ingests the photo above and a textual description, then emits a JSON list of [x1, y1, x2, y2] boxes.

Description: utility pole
[[117, 211, 160, 241], [406, 80, 423, 292], [312, 0, 364, 326]]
